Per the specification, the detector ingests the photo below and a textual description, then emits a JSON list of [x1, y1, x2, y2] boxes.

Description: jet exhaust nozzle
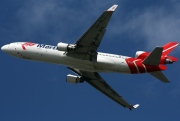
[[165, 58, 173, 64]]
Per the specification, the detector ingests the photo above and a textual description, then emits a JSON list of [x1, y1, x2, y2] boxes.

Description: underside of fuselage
[[2, 42, 131, 73]]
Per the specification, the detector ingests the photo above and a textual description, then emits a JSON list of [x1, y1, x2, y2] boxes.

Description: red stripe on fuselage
[[137, 52, 149, 60], [125, 57, 166, 74], [125, 58, 138, 74], [134, 60, 146, 73]]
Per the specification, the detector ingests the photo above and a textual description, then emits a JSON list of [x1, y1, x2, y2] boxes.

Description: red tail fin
[[162, 42, 179, 55]]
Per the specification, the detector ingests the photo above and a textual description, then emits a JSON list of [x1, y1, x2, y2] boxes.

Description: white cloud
[[16, 0, 123, 43], [119, 1, 180, 50], [4, 0, 180, 50]]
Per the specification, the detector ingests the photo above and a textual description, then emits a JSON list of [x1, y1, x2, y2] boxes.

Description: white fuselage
[[2, 42, 131, 74]]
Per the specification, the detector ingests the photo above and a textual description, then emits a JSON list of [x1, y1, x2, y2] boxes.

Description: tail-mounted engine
[[160, 56, 178, 64], [66, 74, 84, 84], [135, 51, 178, 64], [57, 42, 76, 51], [165, 58, 173, 64], [135, 51, 149, 60]]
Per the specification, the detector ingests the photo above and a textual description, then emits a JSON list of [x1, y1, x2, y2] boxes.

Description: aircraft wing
[[67, 5, 118, 61], [68, 67, 139, 110]]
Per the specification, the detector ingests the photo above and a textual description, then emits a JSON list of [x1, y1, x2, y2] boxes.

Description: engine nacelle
[[66, 74, 84, 84], [57, 42, 76, 51], [165, 58, 173, 64], [160, 56, 177, 64], [135, 51, 148, 59]]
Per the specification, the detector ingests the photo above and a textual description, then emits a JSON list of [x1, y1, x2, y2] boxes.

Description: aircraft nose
[[1, 44, 9, 52]]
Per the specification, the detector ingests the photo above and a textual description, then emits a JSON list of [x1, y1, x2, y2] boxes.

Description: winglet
[[129, 104, 140, 110], [133, 104, 140, 109], [107, 5, 118, 11]]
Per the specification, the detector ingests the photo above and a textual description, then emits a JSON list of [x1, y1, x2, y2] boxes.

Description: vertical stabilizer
[[162, 42, 179, 55]]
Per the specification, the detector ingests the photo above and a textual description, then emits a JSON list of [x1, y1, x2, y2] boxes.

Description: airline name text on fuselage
[[37, 44, 57, 50]]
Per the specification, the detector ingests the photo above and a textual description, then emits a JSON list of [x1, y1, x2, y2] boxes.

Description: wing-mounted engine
[[66, 74, 84, 84], [57, 42, 76, 51]]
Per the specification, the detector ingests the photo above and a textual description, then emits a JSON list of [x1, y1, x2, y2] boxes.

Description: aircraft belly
[[14, 46, 131, 73], [19, 48, 96, 71], [95, 56, 131, 73]]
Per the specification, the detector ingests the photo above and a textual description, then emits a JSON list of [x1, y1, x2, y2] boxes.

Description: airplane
[[1, 5, 179, 110]]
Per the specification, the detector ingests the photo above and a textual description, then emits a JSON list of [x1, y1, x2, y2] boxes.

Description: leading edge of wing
[[75, 4, 118, 46], [67, 5, 118, 61], [68, 67, 139, 110]]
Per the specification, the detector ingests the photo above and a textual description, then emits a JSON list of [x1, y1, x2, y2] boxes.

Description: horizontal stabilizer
[[149, 71, 170, 83], [143, 47, 163, 66]]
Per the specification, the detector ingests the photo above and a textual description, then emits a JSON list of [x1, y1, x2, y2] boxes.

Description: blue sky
[[1, 0, 180, 121]]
